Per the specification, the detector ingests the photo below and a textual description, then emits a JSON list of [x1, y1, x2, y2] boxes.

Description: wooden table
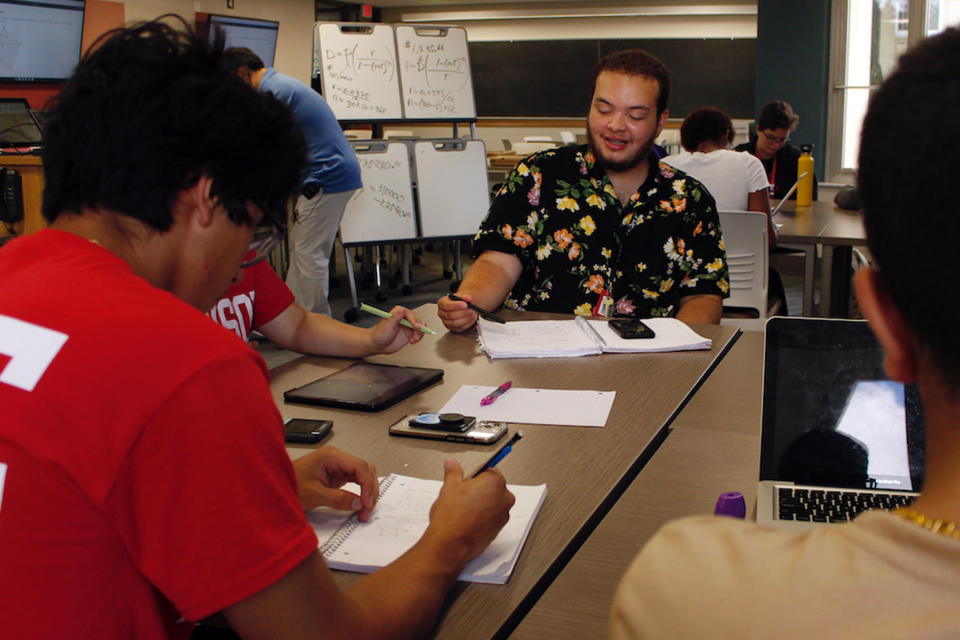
[[0, 154, 44, 238], [511, 331, 763, 638], [819, 208, 866, 317], [774, 200, 865, 318], [273, 305, 739, 639]]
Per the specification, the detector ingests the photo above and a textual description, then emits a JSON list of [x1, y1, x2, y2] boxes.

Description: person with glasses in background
[[736, 100, 818, 201], [209, 226, 427, 357]]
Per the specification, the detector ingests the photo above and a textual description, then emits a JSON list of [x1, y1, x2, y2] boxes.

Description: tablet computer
[[283, 362, 444, 412]]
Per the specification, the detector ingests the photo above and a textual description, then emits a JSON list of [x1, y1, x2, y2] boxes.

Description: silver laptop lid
[[760, 317, 925, 493]]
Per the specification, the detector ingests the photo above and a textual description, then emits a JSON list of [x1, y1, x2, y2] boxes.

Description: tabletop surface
[[774, 199, 847, 244], [273, 305, 739, 639], [511, 330, 763, 638]]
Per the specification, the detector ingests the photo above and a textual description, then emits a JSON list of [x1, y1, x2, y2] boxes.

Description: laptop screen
[[760, 318, 925, 492], [0, 99, 43, 146]]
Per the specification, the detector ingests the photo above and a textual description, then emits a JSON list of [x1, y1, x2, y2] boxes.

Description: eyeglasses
[[760, 130, 790, 145], [240, 227, 285, 269]]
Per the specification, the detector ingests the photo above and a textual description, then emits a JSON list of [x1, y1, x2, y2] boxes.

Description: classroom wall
[[122, 0, 315, 82], [754, 0, 830, 182]]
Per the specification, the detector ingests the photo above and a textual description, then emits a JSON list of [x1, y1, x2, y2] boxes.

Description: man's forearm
[[455, 252, 522, 312], [675, 294, 722, 325]]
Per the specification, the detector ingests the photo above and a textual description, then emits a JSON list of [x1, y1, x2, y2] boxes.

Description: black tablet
[[283, 362, 444, 412]]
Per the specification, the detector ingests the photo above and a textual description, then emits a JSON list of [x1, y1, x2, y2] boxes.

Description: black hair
[[41, 16, 306, 232], [592, 49, 671, 117], [680, 107, 733, 152], [757, 100, 800, 132], [221, 46, 266, 74], [859, 27, 960, 387]]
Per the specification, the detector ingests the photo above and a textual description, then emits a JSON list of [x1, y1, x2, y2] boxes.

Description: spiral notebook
[[307, 474, 547, 584], [476, 316, 711, 359]]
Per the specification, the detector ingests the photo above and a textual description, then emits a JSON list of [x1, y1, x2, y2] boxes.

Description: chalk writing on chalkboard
[[323, 43, 397, 115], [398, 38, 470, 116]]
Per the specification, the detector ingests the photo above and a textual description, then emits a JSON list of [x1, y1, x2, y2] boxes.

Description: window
[[827, 0, 960, 179]]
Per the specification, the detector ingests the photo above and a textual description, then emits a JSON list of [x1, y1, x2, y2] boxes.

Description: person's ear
[[854, 267, 918, 383], [183, 175, 218, 229], [655, 108, 669, 139]]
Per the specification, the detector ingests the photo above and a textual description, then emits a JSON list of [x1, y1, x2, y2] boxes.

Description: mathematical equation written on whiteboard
[[399, 39, 469, 115], [357, 157, 412, 218], [324, 44, 396, 115]]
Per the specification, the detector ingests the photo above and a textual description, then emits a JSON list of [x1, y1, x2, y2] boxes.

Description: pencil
[[359, 303, 437, 335]]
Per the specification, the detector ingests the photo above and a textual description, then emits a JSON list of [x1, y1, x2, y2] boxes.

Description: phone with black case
[[609, 318, 656, 339], [284, 418, 333, 444]]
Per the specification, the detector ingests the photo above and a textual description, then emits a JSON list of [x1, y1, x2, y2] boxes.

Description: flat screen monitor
[[0, 0, 85, 82], [208, 14, 279, 68]]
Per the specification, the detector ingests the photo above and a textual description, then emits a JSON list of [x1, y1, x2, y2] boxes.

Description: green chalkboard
[[469, 38, 756, 119]]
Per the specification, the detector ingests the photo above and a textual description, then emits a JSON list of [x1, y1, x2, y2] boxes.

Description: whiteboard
[[340, 142, 418, 244], [315, 23, 403, 120], [395, 25, 476, 119], [414, 139, 489, 238]]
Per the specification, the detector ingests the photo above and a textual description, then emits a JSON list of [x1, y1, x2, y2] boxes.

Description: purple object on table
[[714, 491, 746, 519]]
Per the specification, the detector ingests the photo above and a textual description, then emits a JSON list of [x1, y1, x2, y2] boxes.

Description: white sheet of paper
[[439, 385, 616, 428]]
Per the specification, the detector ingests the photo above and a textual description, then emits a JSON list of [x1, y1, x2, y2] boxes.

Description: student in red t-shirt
[[0, 17, 513, 639], [209, 254, 426, 357]]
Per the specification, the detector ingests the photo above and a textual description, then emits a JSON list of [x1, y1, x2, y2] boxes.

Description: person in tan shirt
[[612, 27, 960, 639]]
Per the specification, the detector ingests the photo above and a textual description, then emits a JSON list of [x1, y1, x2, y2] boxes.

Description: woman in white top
[[666, 107, 787, 312], [665, 107, 775, 247]]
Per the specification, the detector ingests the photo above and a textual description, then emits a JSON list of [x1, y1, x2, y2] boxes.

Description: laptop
[[756, 317, 925, 531], [769, 172, 807, 217], [0, 98, 44, 147]]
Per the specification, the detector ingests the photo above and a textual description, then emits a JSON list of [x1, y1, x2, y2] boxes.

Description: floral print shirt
[[474, 145, 730, 317]]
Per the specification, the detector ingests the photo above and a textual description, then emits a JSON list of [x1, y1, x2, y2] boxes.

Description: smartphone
[[407, 412, 475, 432], [609, 318, 656, 339], [284, 418, 333, 444], [389, 414, 507, 444]]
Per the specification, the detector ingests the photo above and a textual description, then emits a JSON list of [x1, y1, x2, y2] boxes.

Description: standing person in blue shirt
[[223, 47, 361, 316]]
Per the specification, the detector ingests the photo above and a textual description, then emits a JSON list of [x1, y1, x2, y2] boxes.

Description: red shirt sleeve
[[250, 260, 295, 329], [103, 351, 317, 621]]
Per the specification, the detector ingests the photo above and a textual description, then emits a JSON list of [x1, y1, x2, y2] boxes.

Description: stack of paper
[[476, 317, 711, 359], [308, 474, 547, 584]]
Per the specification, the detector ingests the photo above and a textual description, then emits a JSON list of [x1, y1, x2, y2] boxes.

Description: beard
[[586, 119, 654, 172]]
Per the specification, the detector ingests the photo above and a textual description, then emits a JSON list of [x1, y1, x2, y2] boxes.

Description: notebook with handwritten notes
[[308, 474, 547, 584]]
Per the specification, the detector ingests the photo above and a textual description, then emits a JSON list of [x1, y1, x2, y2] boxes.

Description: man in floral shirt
[[438, 50, 729, 332]]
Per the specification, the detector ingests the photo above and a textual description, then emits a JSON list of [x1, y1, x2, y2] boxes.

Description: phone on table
[[608, 318, 655, 339], [284, 418, 333, 444], [389, 412, 507, 444]]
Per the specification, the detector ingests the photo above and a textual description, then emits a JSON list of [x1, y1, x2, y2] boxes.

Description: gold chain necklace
[[894, 508, 960, 541]]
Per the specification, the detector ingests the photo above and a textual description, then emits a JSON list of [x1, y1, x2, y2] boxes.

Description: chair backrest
[[718, 210, 768, 319]]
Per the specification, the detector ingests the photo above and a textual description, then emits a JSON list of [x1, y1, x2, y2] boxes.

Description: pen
[[481, 381, 512, 406], [359, 303, 437, 335], [448, 293, 506, 324], [470, 431, 524, 478]]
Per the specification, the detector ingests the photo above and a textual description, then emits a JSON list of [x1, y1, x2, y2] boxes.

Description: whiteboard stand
[[339, 141, 419, 322], [316, 22, 484, 319]]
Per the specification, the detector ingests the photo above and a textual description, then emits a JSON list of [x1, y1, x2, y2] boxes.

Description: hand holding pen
[[471, 431, 524, 478], [448, 293, 506, 324]]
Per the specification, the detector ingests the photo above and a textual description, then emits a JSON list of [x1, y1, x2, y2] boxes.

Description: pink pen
[[481, 381, 512, 406]]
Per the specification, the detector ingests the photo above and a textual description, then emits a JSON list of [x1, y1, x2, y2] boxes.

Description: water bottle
[[797, 144, 814, 206]]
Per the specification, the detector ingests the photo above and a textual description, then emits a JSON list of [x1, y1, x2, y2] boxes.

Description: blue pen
[[470, 431, 524, 478]]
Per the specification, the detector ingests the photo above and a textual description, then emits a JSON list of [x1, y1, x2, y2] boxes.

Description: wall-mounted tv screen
[[0, 0, 85, 82], [208, 14, 279, 68]]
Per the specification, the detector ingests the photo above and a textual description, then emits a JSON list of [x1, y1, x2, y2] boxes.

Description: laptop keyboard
[[777, 485, 917, 523]]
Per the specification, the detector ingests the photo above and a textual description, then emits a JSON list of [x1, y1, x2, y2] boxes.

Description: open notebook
[[476, 317, 711, 359], [307, 474, 547, 584]]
